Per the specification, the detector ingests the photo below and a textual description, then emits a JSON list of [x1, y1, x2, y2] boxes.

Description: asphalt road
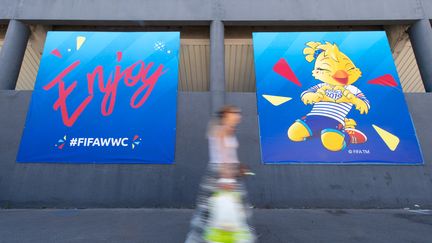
[[1, 208, 431, 243]]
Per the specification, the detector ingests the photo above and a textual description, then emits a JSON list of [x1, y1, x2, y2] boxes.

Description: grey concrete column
[[210, 20, 225, 113], [409, 19, 432, 92], [0, 20, 30, 90]]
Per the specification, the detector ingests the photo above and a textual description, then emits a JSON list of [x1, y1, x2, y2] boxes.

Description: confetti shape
[[273, 58, 301, 86], [372, 124, 400, 151], [368, 74, 398, 87], [76, 36, 86, 50], [51, 49, 62, 58], [262, 95, 292, 106]]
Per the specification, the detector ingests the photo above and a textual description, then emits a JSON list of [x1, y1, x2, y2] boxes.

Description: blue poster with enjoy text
[[253, 31, 423, 164], [17, 31, 179, 163]]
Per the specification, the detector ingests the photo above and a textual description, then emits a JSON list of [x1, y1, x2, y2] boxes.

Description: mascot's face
[[306, 42, 362, 86]]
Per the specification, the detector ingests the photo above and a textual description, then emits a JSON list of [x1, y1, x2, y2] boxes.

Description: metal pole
[[0, 20, 30, 90], [210, 20, 225, 113], [409, 19, 432, 92]]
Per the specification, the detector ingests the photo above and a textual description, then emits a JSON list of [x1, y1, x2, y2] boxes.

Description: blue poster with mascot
[[253, 31, 423, 164], [17, 31, 179, 163]]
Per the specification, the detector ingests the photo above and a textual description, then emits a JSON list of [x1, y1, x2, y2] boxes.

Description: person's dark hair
[[207, 105, 241, 137], [216, 105, 241, 120]]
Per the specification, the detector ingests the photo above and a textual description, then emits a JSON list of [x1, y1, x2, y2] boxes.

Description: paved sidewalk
[[1, 208, 431, 243]]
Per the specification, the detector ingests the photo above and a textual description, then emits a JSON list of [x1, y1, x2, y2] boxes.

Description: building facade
[[0, 0, 432, 208]]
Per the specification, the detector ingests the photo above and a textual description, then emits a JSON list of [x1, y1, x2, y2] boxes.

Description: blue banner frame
[[253, 31, 423, 164], [17, 31, 180, 164]]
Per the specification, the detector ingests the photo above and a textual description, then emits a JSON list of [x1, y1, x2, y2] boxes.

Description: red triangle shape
[[273, 58, 301, 87], [368, 74, 398, 87], [51, 49, 62, 58]]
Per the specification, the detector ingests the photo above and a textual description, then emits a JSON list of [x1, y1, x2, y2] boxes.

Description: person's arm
[[214, 127, 234, 179]]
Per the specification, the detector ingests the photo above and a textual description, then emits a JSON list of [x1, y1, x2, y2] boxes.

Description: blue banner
[[17, 31, 179, 163], [253, 31, 423, 164]]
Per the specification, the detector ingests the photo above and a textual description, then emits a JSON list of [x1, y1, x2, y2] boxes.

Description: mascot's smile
[[332, 70, 349, 85]]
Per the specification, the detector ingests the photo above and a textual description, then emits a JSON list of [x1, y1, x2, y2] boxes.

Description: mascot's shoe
[[287, 119, 312, 142], [321, 129, 346, 152], [345, 128, 367, 144]]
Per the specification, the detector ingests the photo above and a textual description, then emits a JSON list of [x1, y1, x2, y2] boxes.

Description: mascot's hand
[[302, 92, 323, 105], [342, 89, 356, 100], [316, 85, 331, 96], [353, 98, 369, 114], [333, 86, 356, 100]]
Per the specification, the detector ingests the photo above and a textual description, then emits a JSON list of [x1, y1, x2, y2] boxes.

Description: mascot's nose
[[332, 70, 349, 84]]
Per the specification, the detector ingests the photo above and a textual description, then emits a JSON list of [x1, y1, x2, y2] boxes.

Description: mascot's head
[[303, 41, 362, 86]]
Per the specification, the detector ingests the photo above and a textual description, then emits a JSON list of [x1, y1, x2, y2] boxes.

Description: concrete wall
[[422, 0, 432, 20], [1, 91, 431, 209], [0, 0, 430, 23]]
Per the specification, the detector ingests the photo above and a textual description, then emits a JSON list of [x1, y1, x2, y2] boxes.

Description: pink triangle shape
[[273, 58, 301, 87], [51, 49, 62, 58], [368, 74, 398, 87]]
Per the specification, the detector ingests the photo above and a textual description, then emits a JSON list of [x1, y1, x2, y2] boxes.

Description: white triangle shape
[[76, 36, 86, 50], [262, 94, 292, 106]]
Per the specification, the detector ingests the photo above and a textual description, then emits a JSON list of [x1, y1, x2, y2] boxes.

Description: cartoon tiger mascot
[[287, 41, 370, 152]]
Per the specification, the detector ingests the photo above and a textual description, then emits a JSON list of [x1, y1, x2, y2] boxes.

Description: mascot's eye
[[347, 67, 356, 71], [316, 67, 331, 72]]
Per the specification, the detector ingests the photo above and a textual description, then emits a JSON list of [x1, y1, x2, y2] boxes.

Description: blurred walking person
[[185, 105, 256, 243]]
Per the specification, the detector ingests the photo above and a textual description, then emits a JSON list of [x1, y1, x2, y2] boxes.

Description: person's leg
[[185, 164, 219, 243], [239, 184, 256, 243]]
